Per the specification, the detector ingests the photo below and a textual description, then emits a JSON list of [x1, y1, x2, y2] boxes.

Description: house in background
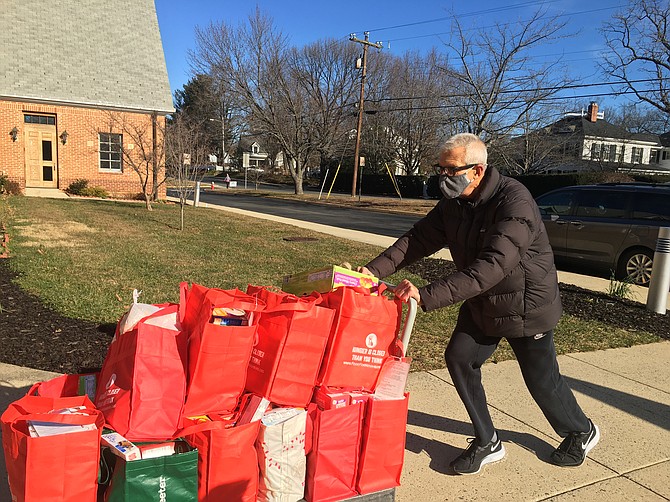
[[541, 103, 665, 173], [659, 131, 670, 170], [0, 0, 173, 197], [237, 137, 285, 172]]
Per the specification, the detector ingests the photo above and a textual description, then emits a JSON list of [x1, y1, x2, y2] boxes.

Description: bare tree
[[102, 112, 164, 210], [602, 0, 670, 116], [606, 102, 670, 134], [291, 38, 360, 177], [490, 105, 582, 175], [164, 115, 210, 230], [372, 50, 450, 175], [437, 8, 574, 143], [190, 10, 360, 195]]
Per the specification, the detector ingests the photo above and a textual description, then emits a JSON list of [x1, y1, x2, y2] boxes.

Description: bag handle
[[336, 282, 388, 296], [15, 410, 103, 427], [8, 395, 96, 416], [179, 281, 188, 323], [10, 409, 104, 456], [262, 292, 324, 314], [138, 303, 180, 324], [208, 288, 266, 312], [173, 417, 232, 438]]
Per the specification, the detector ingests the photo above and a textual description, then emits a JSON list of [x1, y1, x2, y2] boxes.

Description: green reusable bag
[[101, 439, 198, 502]]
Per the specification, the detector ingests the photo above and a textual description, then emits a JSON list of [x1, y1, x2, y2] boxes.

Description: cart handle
[[399, 297, 418, 357]]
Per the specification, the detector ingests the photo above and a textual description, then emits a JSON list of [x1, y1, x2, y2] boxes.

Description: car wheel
[[617, 248, 654, 286]]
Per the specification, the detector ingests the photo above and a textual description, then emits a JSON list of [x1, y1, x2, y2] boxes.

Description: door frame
[[23, 115, 59, 188]]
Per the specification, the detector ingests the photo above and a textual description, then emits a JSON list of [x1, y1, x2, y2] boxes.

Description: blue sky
[[154, 0, 630, 110]]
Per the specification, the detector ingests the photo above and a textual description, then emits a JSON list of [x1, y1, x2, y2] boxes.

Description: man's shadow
[[405, 410, 556, 475]]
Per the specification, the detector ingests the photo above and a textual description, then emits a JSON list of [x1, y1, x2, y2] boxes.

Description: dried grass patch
[[17, 221, 96, 248]]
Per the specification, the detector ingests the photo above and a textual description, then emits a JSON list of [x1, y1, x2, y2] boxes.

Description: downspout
[[152, 111, 158, 200]]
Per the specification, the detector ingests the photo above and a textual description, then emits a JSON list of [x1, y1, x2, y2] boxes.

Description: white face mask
[[439, 171, 473, 199]]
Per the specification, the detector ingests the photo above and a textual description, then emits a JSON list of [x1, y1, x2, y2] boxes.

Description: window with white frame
[[99, 133, 122, 171], [631, 147, 643, 164], [590, 143, 601, 160], [608, 145, 618, 162], [251, 143, 259, 154]]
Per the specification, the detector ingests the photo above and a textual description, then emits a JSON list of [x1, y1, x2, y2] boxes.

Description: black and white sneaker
[[450, 436, 506, 475], [550, 419, 600, 467]]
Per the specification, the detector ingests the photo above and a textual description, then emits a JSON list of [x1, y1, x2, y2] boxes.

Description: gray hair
[[440, 133, 487, 165]]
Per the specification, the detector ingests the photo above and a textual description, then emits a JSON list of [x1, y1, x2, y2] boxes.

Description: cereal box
[[282, 265, 379, 296]]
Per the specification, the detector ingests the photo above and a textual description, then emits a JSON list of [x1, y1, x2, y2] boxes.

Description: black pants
[[444, 316, 590, 444]]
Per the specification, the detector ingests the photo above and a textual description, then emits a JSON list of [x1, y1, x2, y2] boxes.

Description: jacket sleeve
[[364, 203, 449, 280], [419, 196, 539, 312]]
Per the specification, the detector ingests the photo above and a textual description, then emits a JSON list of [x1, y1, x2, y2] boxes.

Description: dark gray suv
[[535, 183, 670, 286]]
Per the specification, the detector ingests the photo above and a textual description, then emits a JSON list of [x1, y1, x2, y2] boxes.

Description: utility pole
[[209, 116, 225, 170], [349, 32, 382, 198]]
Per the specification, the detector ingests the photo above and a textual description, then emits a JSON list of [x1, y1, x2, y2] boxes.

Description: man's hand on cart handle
[[393, 279, 422, 305], [356, 266, 422, 305], [356, 265, 372, 276]]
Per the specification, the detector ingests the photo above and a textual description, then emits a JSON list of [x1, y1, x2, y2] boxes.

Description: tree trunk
[[144, 192, 153, 211], [294, 176, 304, 195]]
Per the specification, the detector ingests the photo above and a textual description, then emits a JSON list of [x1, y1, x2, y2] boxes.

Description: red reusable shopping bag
[[1, 394, 105, 502], [181, 283, 266, 417], [182, 416, 261, 502], [28, 372, 98, 400], [304, 402, 363, 502], [95, 302, 188, 441], [246, 286, 334, 407], [356, 393, 410, 494], [319, 287, 402, 390]]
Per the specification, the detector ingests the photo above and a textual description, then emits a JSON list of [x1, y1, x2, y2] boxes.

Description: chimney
[[587, 102, 598, 123]]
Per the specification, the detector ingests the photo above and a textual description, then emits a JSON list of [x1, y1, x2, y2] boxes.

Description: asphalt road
[[171, 183, 616, 282], [173, 187, 421, 238]]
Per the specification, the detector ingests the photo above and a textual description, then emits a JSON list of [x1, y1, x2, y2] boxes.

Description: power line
[[360, 0, 566, 33], [370, 88, 658, 113], [364, 78, 662, 104], [356, 3, 621, 46]]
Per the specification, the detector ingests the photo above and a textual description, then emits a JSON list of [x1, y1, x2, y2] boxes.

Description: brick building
[[0, 0, 173, 197]]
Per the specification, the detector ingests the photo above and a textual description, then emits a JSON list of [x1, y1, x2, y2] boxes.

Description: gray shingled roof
[[0, 0, 173, 113], [549, 116, 661, 145]]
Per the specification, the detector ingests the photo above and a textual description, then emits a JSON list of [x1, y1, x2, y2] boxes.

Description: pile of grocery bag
[[1, 266, 412, 502]]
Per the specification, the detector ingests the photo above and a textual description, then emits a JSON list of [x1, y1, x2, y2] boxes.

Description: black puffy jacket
[[365, 167, 562, 339]]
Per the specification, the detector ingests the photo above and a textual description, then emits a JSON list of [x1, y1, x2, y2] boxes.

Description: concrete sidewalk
[[1, 342, 668, 501], [1, 198, 668, 500], [397, 341, 670, 501]]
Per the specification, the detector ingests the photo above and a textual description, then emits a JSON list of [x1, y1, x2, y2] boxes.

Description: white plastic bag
[[256, 408, 307, 502], [118, 303, 161, 335], [144, 311, 180, 331]]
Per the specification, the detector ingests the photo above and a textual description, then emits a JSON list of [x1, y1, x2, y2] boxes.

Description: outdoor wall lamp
[[9, 127, 18, 142], [59, 130, 68, 145]]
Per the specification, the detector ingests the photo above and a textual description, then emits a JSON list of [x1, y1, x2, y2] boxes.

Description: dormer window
[[251, 143, 259, 154]]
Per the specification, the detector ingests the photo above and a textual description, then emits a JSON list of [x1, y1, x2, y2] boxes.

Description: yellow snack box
[[282, 265, 379, 296]]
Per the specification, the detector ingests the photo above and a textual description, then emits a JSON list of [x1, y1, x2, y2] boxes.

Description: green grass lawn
[[2, 196, 660, 372]]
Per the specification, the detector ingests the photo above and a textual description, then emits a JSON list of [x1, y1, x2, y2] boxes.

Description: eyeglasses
[[433, 163, 478, 176]]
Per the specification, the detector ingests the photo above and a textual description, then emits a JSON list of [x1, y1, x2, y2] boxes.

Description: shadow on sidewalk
[[565, 376, 670, 431], [406, 410, 557, 474]]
